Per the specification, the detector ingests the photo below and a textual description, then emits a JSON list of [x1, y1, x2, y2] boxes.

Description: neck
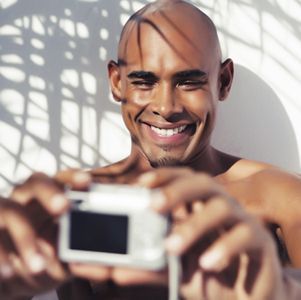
[[126, 144, 237, 177], [184, 146, 227, 176]]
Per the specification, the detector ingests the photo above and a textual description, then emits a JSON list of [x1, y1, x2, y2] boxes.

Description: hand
[[0, 197, 65, 299], [137, 168, 288, 300], [10, 171, 148, 290], [3, 170, 95, 298]]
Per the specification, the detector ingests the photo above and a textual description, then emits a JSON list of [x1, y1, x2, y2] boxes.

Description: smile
[[150, 125, 187, 137]]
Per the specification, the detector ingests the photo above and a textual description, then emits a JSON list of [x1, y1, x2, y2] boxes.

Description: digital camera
[[58, 184, 169, 270]]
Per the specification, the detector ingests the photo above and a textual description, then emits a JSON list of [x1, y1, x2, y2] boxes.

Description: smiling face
[[109, 2, 233, 168]]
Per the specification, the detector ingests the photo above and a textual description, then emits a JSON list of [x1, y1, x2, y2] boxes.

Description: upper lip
[[141, 121, 194, 129]]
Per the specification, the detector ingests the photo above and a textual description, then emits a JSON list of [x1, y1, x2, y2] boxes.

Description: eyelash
[[130, 80, 207, 90], [177, 80, 207, 89], [131, 81, 156, 89]]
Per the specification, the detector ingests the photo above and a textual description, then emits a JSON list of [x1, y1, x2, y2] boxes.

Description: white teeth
[[150, 125, 187, 137]]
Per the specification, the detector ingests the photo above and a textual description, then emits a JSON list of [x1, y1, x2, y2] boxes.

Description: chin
[[148, 156, 184, 168]]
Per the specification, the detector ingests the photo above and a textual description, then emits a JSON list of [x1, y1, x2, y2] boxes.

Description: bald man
[[2, 1, 301, 299]]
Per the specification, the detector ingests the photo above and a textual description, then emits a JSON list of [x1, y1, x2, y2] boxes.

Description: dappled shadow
[[1, 0, 301, 194], [0, 0, 134, 192]]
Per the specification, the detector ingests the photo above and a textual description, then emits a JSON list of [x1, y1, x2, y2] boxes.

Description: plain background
[[0, 1, 301, 299]]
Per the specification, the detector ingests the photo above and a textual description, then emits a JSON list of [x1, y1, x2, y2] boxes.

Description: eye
[[131, 80, 156, 90], [177, 80, 207, 90]]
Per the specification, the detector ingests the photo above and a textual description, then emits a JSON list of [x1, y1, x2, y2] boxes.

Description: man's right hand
[[0, 170, 111, 299], [0, 196, 66, 299]]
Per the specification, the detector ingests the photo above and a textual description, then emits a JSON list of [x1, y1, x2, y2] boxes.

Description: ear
[[108, 60, 122, 102], [218, 58, 234, 101]]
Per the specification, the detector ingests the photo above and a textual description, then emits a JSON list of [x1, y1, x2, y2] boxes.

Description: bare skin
[[2, 1, 301, 299]]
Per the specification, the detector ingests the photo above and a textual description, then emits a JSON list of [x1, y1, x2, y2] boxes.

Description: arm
[[224, 168, 301, 267], [254, 169, 301, 267], [58, 168, 301, 300], [139, 168, 301, 300]]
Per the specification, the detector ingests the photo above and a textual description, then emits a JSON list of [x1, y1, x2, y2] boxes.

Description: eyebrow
[[173, 69, 207, 80], [127, 69, 207, 81], [127, 71, 159, 81]]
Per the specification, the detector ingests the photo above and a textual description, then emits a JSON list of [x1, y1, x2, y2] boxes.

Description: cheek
[[120, 96, 146, 132], [124, 87, 152, 107], [183, 92, 215, 118]]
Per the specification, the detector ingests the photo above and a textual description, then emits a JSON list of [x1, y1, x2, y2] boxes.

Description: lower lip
[[142, 123, 192, 145]]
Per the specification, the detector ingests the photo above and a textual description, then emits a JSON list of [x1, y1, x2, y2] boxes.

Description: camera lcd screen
[[70, 210, 128, 254]]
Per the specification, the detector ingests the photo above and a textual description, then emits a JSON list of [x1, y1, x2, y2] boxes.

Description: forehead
[[119, 6, 220, 74]]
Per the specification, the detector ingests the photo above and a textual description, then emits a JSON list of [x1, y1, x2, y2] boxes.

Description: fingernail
[[28, 254, 46, 273], [0, 264, 14, 279], [73, 172, 91, 184], [137, 172, 157, 186], [199, 248, 223, 270], [150, 190, 166, 210], [50, 194, 68, 213], [165, 234, 183, 253]]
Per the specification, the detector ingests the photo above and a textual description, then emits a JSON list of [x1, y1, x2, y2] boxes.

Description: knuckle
[[197, 172, 211, 184], [210, 196, 232, 215], [27, 172, 60, 189], [178, 222, 194, 239], [239, 223, 255, 241], [25, 172, 48, 185]]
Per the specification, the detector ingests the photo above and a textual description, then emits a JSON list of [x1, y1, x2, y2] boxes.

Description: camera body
[[58, 184, 169, 270]]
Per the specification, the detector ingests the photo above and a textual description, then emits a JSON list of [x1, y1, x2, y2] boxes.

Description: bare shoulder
[[236, 159, 301, 192], [228, 158, 301, 196], [249, 166, 301, 212], [226, 157, 300, 182], [224, 158, 301, 222], [220, 158, 276, 182]]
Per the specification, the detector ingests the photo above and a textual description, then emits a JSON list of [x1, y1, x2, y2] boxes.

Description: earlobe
[[219, 58, 234, 101], [108, 60, 122, 102]]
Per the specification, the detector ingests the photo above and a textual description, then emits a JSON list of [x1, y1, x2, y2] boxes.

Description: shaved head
[[118, 0, 222, 66]]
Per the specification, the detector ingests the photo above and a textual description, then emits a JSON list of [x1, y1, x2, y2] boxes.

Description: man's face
[[112, 10, 224, 167]]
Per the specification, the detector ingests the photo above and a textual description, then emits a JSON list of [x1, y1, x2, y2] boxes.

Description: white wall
[[1, 0, 301, 195]]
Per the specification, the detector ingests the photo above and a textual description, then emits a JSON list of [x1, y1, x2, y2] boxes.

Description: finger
[[150, 174, 226, 213], [37, 239, 68, 282], [136, 168, 193, 188], [6, 252, 39, 289], [0, 242, 14, 280], [2, 207, 46, 275], [0, 209, 15, 279], [199, 220, 269, 272], [112, 268, 167, 286], [54, 170, 92, 190], [69, 263, 111, 281], [165, 196, 242, 255], [11, 174, 69, 216], [172, 205, 190, 223]]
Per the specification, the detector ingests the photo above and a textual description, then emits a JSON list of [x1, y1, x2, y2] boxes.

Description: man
[[1, 0, 301, 299]]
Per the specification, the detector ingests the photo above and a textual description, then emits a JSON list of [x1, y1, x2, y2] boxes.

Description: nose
[[150, 83, 183, 119]]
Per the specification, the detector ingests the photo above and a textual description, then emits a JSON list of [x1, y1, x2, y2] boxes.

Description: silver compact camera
[[58, 184, 169, 270]]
